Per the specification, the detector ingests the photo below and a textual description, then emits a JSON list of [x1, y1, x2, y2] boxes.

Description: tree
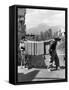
[[36, 35, 39, 41], [40, 32, 44, 40], [48, 28, 52, 39]]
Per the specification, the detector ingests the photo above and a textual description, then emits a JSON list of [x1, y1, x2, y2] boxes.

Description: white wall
[[0, 0, 69, 90]]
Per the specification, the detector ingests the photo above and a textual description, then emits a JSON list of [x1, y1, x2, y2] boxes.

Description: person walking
[[49, 38, 61, 70]]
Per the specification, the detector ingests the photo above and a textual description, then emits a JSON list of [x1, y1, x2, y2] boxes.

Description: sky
[[25, 9, 65, 30]]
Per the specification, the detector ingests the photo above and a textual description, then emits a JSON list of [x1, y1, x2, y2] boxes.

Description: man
[[49, 38, 61, 70]]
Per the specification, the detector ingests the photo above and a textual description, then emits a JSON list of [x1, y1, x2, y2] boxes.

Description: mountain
[[26, 23, 65, 35], [26, 23, 49, 35]]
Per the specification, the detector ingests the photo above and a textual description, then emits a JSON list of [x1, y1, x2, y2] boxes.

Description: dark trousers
[[50, 50, 59, 69]]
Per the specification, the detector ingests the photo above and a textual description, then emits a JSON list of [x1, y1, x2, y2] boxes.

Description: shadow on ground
[[18, 70, 39, 82]]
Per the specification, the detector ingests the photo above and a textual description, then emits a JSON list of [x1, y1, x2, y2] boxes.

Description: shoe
[[56, 67, 60, 70], [57, 67, 60, 70], [47, 68, 51, 72]]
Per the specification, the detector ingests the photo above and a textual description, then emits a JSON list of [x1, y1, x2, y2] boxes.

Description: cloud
[[25, 9, 65, 30]]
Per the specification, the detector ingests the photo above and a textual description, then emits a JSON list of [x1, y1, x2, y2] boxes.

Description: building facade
[[18, 8, 26, 42]]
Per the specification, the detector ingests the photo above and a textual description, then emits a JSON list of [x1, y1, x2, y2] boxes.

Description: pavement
[[18, 67, 65, 82], [18, 49, 65, 82]]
